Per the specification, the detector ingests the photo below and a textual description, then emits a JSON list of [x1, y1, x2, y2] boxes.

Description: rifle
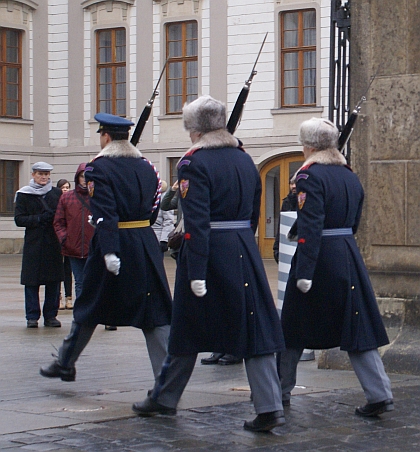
[[226, 32, 268, 134], [338, 71, 377, 152], [130, 59, 168, 146]]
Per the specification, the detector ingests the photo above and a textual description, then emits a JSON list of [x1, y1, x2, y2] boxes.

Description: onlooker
[[40, 113, 172, 384], [56, 179, 73, 309], [279, 117, 393, 417], [161, 180, 182, 259], [132, 96, 285, 432], [273, 178, 297, 264], [54, 164, 94, 303], [14, 162, 63, 328], [152, 181, 175, 254]]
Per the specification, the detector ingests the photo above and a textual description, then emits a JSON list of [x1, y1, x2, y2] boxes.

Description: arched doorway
[[258, 154, 304, 258]]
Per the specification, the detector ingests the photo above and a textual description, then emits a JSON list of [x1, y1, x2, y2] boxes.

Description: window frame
[[165, 20, 198, 115], [280, 9, 316, 108], [0, 27, 23, 118], [0, 160, 19, 215], [96, 27, 127, 116]]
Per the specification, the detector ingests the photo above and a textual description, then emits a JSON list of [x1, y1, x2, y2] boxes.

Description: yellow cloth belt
[[117, 220, 150, 229]]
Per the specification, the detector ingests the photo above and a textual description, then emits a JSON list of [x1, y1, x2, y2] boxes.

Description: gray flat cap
[[32, 161, 53, 172]]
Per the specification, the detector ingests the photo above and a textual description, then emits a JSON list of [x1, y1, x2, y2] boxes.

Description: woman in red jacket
[[54, 163, 94, 301]]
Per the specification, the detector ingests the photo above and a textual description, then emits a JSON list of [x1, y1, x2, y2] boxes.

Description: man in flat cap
[[40, 113, 172, 387], [15, 161, 63, 328]]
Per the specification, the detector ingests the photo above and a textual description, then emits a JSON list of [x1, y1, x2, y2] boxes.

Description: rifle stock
[[130, 59, 168, 146], [226, 32, 268, 134], [337, 100, 363, 152]]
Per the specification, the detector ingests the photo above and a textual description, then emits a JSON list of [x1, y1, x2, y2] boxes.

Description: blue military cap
[[94, 113, 134, 133]]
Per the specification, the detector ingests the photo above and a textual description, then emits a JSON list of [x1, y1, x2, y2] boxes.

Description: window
[[0, 28, 22, 118], [166, 21, 198, 114], [0, 160, 19, 214], [96, 28, 126, 115], [281, 10, 316, 107], [168, 157, 179, 186]]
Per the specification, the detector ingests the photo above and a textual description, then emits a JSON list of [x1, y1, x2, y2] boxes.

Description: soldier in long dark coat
[[40, 113, 172, 385], [15, 161, 63, 328], [279, 117, 394, 417], [132, 96, 286, 433]]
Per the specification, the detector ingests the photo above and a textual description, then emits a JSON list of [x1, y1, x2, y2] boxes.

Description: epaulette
[[183, 146, 202, 158], [299, 162, 316, 171]]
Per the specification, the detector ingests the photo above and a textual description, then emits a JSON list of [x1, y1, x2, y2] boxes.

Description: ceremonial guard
[[279, 117, 394, 417], [40, 113, 172, 383], [132, 96, 285, 432]]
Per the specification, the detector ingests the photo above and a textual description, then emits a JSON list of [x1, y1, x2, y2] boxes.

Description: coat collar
[[186, 129, 239, 154], [95, 140, 143, 159], [302, 148, 347, 167]]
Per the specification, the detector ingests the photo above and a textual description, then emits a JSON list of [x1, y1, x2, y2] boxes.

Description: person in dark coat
[[132, 95, 286, 432], [40, 113, 172, 385], [273, 178, 297, 264], [279, 117, 394, 417], [54, 163, 94, 301], [14, 161, 64, 328], [56, 179, 73, 310]]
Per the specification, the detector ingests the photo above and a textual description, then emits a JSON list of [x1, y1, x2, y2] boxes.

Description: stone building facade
[[0, 0, 331, 255]]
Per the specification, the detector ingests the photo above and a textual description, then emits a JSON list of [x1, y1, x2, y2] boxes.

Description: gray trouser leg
[[151, 354, 197, 409], [277, 348, 303, 401], [142, 325, 170, 379], [348, 349, 393, 403], [59, 321, 96, 368], [245, 354, 284, 414]]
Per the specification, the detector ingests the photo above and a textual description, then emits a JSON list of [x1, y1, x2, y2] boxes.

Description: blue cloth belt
[[322, 228, 353, 236], [209, 220, 251, 229]]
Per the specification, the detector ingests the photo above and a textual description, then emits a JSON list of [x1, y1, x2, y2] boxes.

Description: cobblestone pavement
[[1, 254, 420, 451]]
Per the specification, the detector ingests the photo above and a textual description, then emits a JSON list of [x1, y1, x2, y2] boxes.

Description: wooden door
[[258, 154, 304, 258]]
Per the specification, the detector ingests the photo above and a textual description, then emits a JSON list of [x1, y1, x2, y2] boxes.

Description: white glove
[[297, 279, 312, 293], [191, 280, 207, 297], [104, 253, 120, 275], [88, 215, 95, 228]]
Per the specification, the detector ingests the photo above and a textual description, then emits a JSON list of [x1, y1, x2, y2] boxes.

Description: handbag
[[167, 217, 184, 250]]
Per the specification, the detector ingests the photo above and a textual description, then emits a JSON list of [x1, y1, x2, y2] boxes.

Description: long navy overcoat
[[72, 141, 172, 329], [167, 130, 285, 359], [281, 149, 389, 352]]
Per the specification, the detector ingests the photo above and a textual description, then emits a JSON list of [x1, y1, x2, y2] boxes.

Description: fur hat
[[183, 95, 226, 134], [299, 117, 339, 151]]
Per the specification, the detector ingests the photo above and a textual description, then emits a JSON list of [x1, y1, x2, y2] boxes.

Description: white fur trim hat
[[183, 95, 226, 134]]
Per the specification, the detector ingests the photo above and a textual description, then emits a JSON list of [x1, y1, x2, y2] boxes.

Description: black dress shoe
[[132, 397, 176, 417], [44, 318, 61, 327], [218, 354, 242, 365], [201, 353, 224, 365], [40, 360, 76, 382], [27, 319, 38, 328], [244, 410, 286, 432], [355, 399, 394, 417], [105, 325, 117, 331]]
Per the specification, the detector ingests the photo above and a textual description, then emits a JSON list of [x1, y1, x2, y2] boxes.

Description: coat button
[[240, 255, 243, 258], [351, 286, 355, 290], [244, 283, 249, 287], [250, 311, 254, 315], [147, 292, 151, 296], [355, 311, 359, 315]]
